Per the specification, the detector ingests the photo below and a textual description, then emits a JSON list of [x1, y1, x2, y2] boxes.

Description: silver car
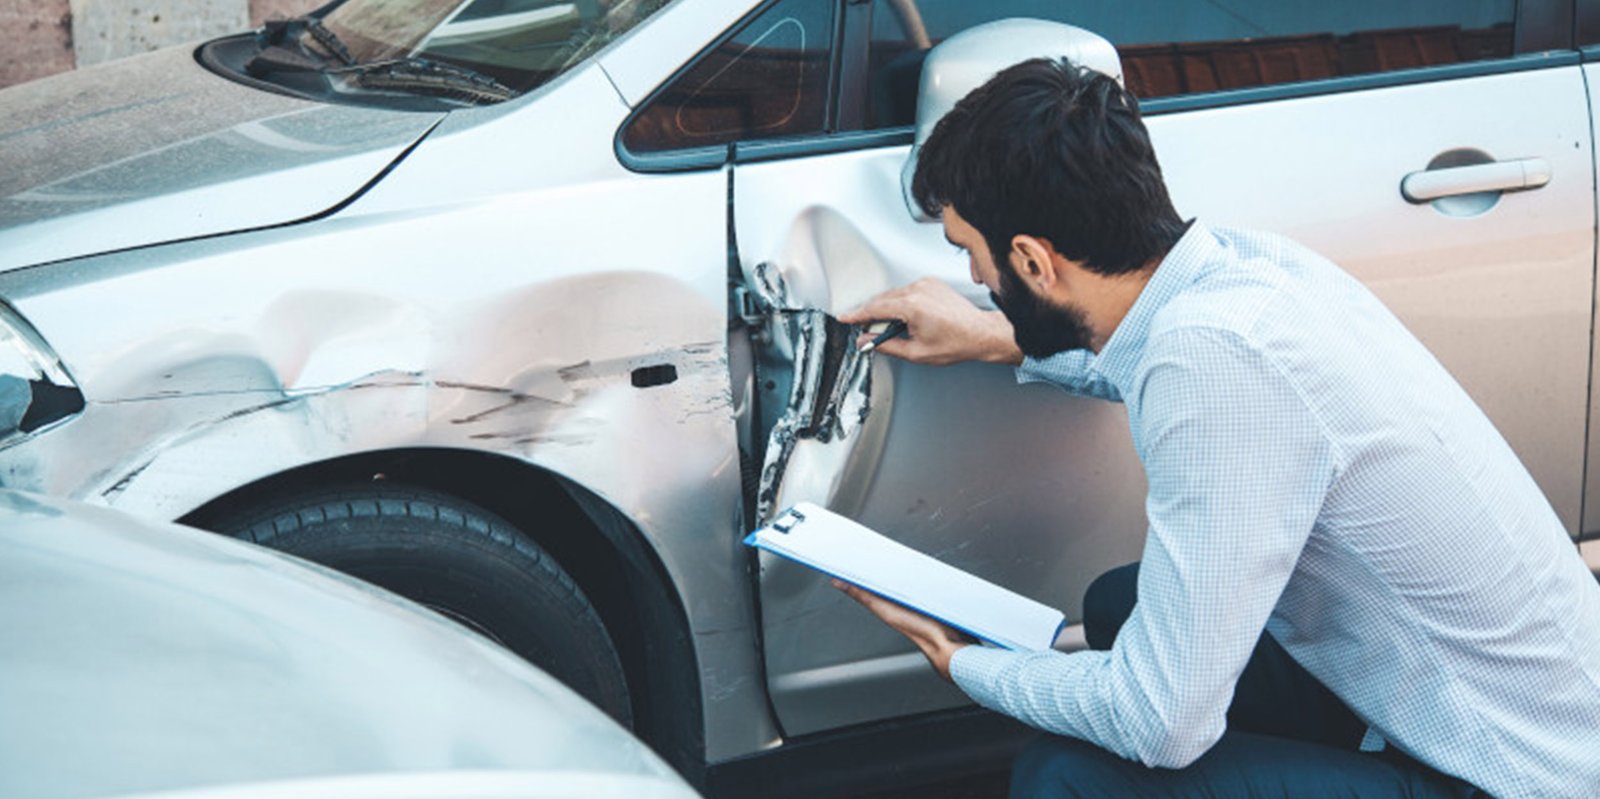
[[1, 0, 1597, 794], [0, 489, 700, 799]]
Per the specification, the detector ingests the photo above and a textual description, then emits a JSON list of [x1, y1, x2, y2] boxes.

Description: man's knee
[[1082, 562, 1139, 651], [1009, 735, 1134, 799]]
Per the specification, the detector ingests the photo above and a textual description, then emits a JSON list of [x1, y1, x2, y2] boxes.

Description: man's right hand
[[839, 278, 1023, 366]]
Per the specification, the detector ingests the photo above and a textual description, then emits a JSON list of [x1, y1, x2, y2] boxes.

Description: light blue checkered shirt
[[949, 222, 1600, 797]]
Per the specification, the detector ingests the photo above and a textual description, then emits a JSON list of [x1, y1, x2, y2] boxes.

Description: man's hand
[[839, 279, 1023, 366], [834, 578, 973, 681]]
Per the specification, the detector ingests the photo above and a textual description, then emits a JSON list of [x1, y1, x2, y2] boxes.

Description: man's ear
[[1010, 234, 1058, 289]]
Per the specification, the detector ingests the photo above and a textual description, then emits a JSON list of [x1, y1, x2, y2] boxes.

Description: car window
[[621, 0, 836, 154], [865, 0, 1518, 129], [1581, 2, 1600, 47]]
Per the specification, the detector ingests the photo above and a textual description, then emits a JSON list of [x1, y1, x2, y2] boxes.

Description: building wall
[[0, 0, 75, 87], [1, 0, 322, 88]]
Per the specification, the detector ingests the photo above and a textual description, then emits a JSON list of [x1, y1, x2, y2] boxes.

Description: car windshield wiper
[[301, 17, 356, 67], [249, 15, 355, 72], [244, 16, 513, 105], [330, 57, 517, 105]]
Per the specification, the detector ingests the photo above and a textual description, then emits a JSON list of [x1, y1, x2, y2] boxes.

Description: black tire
[[212, 483, 632, 726]]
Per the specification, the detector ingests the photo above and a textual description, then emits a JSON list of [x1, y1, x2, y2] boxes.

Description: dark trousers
[[1008, 563, 1486, 799]]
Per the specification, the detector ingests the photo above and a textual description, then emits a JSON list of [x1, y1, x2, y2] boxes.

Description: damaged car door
[[735, 181, 1150, 736], [729, 27, 1151, 738], [735, 0, 1594, 738]]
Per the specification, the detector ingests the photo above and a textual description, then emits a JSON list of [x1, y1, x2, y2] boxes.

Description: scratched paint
[[0, 38, 780, 764], [0, 269, 735, 526]]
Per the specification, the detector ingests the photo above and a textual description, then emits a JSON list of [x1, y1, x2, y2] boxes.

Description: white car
[[1, 0, 1596, 795], [0, 489, 700, 799]]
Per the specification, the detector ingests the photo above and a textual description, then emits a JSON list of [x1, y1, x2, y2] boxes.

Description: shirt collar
[[1091, 220, 1219, 393]]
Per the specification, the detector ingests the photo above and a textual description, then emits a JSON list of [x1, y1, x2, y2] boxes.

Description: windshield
[[313, 0, 672, 98]]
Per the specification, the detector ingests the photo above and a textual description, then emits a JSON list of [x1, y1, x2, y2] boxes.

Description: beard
[[991, 260, 1094, 359]]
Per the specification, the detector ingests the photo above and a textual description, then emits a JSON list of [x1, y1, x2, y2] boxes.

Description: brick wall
[[1, 0, 323, 89]]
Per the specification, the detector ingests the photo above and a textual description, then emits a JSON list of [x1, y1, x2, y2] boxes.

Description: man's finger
[[869, 335, 918, 361], [835, 579, 926, 629], [833, 578, 874, 606], [834, 579, 893, 615], [839, 291, 914, 324], [832, 577, 970, 682]]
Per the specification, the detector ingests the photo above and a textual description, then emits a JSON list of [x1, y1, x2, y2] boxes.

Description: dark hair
[[911, 57, 1187, 275]]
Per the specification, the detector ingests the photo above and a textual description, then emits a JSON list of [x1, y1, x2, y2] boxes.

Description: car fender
[[0, 189, 770, 763]]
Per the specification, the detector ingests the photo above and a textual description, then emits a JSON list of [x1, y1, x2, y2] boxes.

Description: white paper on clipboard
[[743, 502, 1065, 651]]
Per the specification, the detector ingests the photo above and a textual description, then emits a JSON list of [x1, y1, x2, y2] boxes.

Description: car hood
[[0, 490, 699, 799], [0, 45, 443, 272]]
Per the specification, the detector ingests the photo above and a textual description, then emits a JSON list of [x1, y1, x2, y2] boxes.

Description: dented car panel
[[0, 55, 776, 764], [0, 210, 771, 765]]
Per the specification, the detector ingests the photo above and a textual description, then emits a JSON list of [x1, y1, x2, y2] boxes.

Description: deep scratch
[[213, 396, 299, 424], [101, 459, 154, 500], [450, 393, 570, 424]]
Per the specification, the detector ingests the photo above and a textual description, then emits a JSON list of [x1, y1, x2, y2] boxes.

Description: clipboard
[[743, 502, 1066, 651]]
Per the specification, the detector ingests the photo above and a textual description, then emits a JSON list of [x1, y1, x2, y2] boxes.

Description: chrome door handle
[[1401, 158, 1551, 203]]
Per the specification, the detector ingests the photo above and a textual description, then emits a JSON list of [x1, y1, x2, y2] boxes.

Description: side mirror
[[901, 19, 1124, 222]]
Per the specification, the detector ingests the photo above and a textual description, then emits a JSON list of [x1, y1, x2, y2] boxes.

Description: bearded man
[[837, 57, 1600, 799]]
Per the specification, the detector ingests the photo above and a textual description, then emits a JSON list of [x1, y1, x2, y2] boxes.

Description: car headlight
[[0, 300, 83, 443]]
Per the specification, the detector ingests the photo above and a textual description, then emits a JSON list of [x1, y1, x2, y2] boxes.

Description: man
[[836, 57, 1600, 798]]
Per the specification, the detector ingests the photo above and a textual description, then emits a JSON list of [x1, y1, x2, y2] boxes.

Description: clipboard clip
[[770, 507, 807, 533]]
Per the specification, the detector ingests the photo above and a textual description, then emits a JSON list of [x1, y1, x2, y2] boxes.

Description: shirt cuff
[[1014, 349, 1098, 387], [949, 644, 1022, 710], [1014, 357, 1053, 386]]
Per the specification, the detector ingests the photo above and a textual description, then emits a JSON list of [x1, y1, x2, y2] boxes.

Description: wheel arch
[[178, 447, 707, 785]]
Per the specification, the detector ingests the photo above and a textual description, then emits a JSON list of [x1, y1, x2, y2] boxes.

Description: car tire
[[212, 483, 633, 726]]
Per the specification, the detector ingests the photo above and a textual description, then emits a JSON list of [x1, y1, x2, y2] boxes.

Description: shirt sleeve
[[1015, 350, 1122, 402], [952, 326, 1340, 768]]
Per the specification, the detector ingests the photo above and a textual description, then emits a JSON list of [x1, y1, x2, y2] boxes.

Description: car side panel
[[0, 65, 776, 764], [738, 64, 1594, 734], [1152, 66, 1592, 539]]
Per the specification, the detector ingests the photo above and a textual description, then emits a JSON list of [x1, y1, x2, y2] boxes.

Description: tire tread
[[212, 483, 628, 723]]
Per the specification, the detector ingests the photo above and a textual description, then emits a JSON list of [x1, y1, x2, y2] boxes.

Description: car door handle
[[1401, 158, 1551, 203]]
